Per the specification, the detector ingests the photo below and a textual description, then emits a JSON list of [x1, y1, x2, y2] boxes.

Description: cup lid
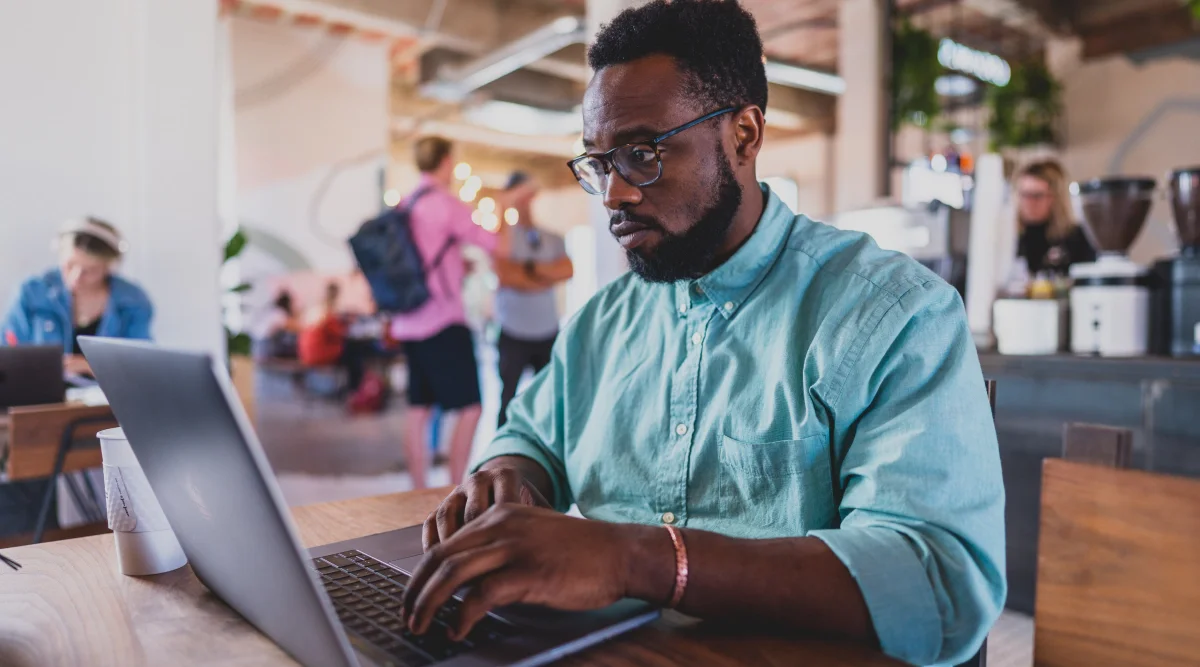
[[97, 427, 126, 440]]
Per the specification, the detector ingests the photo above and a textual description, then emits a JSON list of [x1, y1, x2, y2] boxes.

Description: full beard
[[619, 153, 743, 283]]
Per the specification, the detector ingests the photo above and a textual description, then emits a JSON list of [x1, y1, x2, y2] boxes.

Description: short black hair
[[587, 0, 768, 114]]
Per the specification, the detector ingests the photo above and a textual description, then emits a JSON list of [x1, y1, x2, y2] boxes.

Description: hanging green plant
[[1186, 0, 1200, 21], [985, 59, 1062, 151], [892, 21, 942, 130]]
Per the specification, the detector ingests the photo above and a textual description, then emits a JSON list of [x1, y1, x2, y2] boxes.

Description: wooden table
[[0, 489, 902, 666]]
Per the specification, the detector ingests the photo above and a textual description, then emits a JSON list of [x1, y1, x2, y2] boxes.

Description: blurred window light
[[454, 162, 472, 181], [459, 186, 478, 202], [471, 210, 484, 225], [762, 177, 799, 214], [383, 189, 401, 207], [903, 161, 966, 209], [505, 208, 519, 225], [478, 197, 496, 214], [482, 212, 500, 232], [938, 38, 1010, 87], [463, 100, 583, 136], [763, 61, 846, 95], [466, 175, 482, 191]]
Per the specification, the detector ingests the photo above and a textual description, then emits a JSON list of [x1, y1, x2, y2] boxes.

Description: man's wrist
[[619, 523, 677, 605]]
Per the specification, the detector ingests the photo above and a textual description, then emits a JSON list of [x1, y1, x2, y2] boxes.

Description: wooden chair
[[1062, 422, 1133, 469], [1034, 459, 1200, 666], [5, 403, 117, 543]]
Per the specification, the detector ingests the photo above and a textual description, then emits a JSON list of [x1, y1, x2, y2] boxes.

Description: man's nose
[[602, 171, 643, 211]]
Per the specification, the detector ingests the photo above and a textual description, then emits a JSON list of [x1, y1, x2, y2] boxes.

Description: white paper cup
[[98, 428, 187, 576]]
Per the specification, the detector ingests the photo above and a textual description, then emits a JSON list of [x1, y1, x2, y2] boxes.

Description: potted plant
[[222, 228, 256, 421], [985, 59, 1063, 154], [892, 21, 942, 130]]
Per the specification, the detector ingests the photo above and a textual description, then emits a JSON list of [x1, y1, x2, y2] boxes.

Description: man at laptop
[[402, 2, 1005, 666]]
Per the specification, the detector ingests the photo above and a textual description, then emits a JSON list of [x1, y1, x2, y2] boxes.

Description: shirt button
[[691, 332, 702, 346], [724, 301, 735, 312], [661, 512, 676, 525], [678, 303, 688, 315], [675, 423, 688, 436]]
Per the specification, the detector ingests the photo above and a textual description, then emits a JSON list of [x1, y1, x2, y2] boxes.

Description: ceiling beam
[[999, 0, 1077, 34], [1081, 5, 1200, 60]]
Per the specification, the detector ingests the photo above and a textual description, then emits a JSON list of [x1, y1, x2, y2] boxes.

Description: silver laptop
[[0, 345, 64, 409], [80, 338, 657, 667]]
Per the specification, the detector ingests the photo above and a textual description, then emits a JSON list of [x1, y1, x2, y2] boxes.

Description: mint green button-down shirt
[[477, 186, 1006, 666]]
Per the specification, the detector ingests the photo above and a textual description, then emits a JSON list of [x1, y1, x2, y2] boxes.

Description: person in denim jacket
[[2, 218, 153, 376]]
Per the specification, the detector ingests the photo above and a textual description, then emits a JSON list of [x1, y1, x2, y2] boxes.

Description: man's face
[[581, 55, 743, 282], [509, 182, 539, 212]]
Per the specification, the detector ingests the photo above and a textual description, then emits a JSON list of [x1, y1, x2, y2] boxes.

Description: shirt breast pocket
[[718, 432, 836, 534]]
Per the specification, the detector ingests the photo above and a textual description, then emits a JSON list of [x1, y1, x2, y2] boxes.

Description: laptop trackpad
[[387, 553, 425, 575]]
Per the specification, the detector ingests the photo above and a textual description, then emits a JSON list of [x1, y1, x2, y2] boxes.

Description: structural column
[[583, 0, 646, 290], [834, 0, 889, 213]]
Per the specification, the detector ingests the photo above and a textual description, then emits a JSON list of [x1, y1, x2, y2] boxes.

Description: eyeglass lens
[[574, 143, 661, 194]]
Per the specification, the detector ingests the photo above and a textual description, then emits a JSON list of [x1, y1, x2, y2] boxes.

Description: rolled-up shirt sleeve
[[807, 280, 1006, 666], [471, 336, 572, 512]]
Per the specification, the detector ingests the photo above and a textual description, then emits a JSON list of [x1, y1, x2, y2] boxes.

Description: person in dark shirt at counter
[[1015, 159, 1096, 276]]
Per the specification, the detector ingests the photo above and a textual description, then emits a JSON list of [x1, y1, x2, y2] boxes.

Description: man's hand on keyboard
[[403, 504, 636, 641], [422, 461, 551, 551]]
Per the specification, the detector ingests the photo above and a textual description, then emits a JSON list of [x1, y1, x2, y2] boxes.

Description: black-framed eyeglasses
[[567, 107, 736, 196]]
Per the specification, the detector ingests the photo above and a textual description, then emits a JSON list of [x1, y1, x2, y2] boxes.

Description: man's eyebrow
[[582, 125, 668, 153]]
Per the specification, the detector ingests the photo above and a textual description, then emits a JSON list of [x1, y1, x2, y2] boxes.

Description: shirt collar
[[417, 173, 446, 193], [674, 184, 796, 320]]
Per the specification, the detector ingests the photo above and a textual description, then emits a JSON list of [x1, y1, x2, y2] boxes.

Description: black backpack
[[348, 189, 456, 313]]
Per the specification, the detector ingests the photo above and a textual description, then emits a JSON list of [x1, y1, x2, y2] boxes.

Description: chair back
[[6, 404, 114, 480], [1034, 459, 1200, 666]]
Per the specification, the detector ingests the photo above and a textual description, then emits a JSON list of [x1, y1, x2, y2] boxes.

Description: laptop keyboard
[[313, 550, 511, 666]]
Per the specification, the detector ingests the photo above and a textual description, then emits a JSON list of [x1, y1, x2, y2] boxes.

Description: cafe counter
[[978, 352, 1200, 613]]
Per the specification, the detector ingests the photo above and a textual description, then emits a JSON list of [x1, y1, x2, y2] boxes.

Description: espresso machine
[[1150, 166, 1200, 357], [1069, 178, 1156, 357]]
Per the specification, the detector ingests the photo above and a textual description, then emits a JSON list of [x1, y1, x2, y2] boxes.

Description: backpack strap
[[426, 236, 459, 297]]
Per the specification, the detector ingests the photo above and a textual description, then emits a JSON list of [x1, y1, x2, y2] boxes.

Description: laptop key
[[388, 645, 433, 667]]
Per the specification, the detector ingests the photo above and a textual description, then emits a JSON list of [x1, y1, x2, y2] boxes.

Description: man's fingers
[[461, 475, 493, 524], [402, 520, 503, 622], [435, 493, 467, 545], [494, 467, 537, 506], [407, 545, 511, 635], [452, 574, 526, 641], [422, 512, 439, 552]]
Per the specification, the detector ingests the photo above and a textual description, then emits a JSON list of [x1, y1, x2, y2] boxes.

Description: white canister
[[992, 299, 1062, 355], [98, 428, 187, 576]]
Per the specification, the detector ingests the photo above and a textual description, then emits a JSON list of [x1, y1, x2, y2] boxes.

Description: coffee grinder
[[1150, 166, 1200, 357], [1069, 178, 1156, 357]]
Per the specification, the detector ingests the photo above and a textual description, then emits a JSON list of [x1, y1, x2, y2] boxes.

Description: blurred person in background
[[1015, 159, 1095, 276], [493, 171, 573, 427], [298, 281, 367, 394], [2, 217, 152, 376], [390, 136, 500, 488], [252, 289, 299, 359]]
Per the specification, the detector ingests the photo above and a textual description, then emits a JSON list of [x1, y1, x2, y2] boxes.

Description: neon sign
[[938, 38, 1011, 87]]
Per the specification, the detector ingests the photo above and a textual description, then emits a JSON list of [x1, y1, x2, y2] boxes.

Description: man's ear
[[732, 106, 765, 165]]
